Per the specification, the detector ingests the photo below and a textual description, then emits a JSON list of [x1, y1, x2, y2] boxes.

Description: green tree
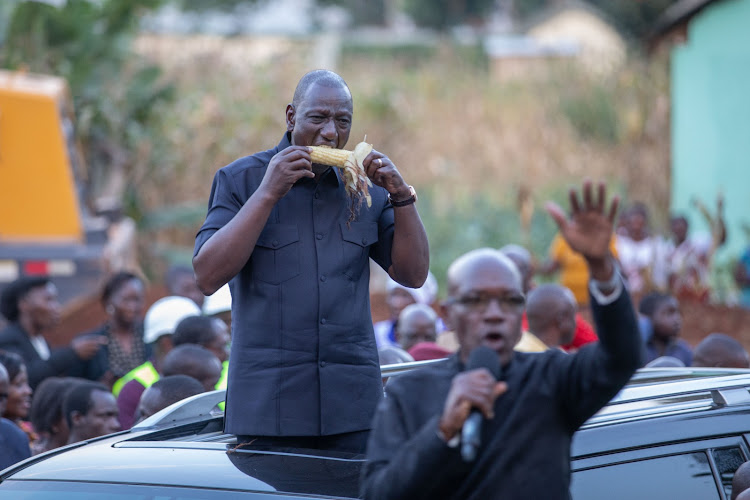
[[2, 0, 173, 205]]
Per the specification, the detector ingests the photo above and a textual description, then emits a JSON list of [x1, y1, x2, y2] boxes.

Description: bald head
[[693, 333, 750, 369], [397, 304, 438, 351], [162, 344, 222, 391], [292, 70, 351, 109], [447, 248, 522, 296], [526, 284, 577, 348], [499, 244, 533, 293], [732, 461, 750, 500]]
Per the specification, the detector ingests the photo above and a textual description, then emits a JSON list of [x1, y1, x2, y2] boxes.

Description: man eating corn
[[193, 69, 429, 453]]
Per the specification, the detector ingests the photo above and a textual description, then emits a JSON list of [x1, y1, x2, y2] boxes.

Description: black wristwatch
[[388, 185, 417, 207]]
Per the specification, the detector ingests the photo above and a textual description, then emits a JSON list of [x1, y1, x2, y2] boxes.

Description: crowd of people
[[2, 69, 750, 498], [0, 265, 232, 470]]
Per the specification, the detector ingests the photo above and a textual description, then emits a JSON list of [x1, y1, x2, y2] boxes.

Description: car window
[[713, 447, 746, 499], [571, 452, 719, 500]]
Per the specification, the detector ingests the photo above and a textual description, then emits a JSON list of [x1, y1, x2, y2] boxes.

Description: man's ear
[[440, 302, 454, 332], [285, 103, 295, 132]]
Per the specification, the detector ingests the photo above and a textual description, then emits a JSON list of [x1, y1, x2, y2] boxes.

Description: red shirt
[[521, 312, 598, 352]]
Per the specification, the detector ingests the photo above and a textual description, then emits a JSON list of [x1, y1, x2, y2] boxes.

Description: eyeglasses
[[445, 292, 525, 312]]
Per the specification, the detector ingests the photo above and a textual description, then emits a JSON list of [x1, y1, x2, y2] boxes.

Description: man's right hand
[[259, 146, 315, 201], [438, 369, 507, 442], [72, 335, 107, 360]]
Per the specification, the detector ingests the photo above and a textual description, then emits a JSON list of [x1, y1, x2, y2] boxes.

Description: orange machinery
[[0, 69, 109, 307]]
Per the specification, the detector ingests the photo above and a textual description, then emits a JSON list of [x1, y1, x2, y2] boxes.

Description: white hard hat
[[202, 283, 232, 316], [143, 296, 202, 344]]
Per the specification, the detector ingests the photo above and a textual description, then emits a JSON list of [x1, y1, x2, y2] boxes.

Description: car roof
[[573, 367, 750, 458]]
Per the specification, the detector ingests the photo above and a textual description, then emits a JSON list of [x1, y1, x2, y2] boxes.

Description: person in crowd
[[361, 181, 641, 499], [396, 304, 451, 361], [166, 265, 205, 309], [500, 243, 598, 353], [397, 304, 439, 353], [437, 245, 547, 354], [0, 363, 31, 469], [134, 375, 205, 424], [114, 296, 200, 429], [63, 382, 120, 445], [74, 272, 148, 389], [0, 277, 104, 389], [160, 344, 222, 392], [375, 272, 439, 349], [732, 461, 750, 500], [28, 376, 83, 455], [0, 350, 35, 444], [664, 210, 725, 303], [639, 292, 693, 367], [735, 241, 750, 309], [616, 202, 668, 297], [691, 333, 750, 369], [538, 231, 618, 307], [202, 283, 232, 332], [525, 284, 578, 350], [172, 315, 230, 389], [192, 69, 429, 453]]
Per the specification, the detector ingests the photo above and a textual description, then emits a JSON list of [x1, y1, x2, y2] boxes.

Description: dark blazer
[[361, 282, 643, 500], [0, 323, 81, 389]]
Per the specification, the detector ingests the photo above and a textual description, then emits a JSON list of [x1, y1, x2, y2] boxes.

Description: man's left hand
[[364, 151, 411, 201]]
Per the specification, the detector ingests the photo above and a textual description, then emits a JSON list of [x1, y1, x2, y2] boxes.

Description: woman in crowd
[[76, 272, 149, 389], [0, 350, 36, 445], [28, 376, 82, 455]]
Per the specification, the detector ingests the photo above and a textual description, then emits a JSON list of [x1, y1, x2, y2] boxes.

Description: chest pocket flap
[[253, 224, 300, 284], [257, 224, 300, 249], [340, 221, 379, 248]]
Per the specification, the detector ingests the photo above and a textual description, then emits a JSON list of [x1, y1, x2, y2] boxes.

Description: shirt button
[[314, 193, 320, 199], [361, 237, 367, 245], [320, 361, 326, 367], [272, 240, 279, 247], [316, 233, 323, 240], [320, 275, 327, 282], [320, 318, 327, 325]]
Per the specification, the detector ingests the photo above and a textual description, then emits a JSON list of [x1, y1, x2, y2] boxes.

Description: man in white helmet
[[113, 296, 201, 429]]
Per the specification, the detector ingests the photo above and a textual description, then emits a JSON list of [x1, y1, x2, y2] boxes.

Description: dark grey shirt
[[195, 133, 394, 436]]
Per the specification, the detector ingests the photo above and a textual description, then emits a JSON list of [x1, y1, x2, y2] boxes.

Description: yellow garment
[[112, 361, 159, 397], [514, 331, 548, 352], [434, 330, 547, 353], [549, 233, 618, 305]]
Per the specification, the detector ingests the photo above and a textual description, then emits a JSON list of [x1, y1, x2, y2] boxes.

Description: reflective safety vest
[[112, 361, 160, 397], [215, 360, 228, 390], [216, 360, 228, 411]]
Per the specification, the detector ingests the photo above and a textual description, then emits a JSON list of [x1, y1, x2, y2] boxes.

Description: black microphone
[[461, 346, 502, 462]]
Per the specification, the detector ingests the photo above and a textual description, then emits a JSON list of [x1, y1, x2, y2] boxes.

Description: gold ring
[[376, 158, 382, 167]]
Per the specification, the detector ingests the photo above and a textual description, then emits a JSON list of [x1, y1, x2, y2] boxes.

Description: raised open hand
[[544, 180, 619, 264]]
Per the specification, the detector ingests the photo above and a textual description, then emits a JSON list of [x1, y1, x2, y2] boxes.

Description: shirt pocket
[[252, 224, 301, 284], [340, 221, 379, 280]]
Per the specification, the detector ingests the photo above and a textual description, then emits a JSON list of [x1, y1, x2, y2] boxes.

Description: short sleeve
[[368, 194, 395, 272], [194, 169, 243, 257]]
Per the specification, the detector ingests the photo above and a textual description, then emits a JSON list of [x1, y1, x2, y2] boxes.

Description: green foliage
[[559, 84, 621, 144], [402, 0, 496, 31], [2, 0, 173, 205]]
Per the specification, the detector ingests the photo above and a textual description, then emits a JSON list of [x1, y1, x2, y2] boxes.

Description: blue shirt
[[0, 418, 31, 470], [645, 338, 693, 367], [195, 133, 394, 436]]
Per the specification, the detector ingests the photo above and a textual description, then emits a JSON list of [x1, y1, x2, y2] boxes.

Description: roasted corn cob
[[309, 142, 373, 209]]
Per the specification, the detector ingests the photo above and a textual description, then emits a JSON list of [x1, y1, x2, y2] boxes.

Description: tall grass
[[133, 34, 670, 291]]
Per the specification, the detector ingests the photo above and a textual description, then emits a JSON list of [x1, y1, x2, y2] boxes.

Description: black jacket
[[0, 323, 81, 389], [361, 284, 642, 500]]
